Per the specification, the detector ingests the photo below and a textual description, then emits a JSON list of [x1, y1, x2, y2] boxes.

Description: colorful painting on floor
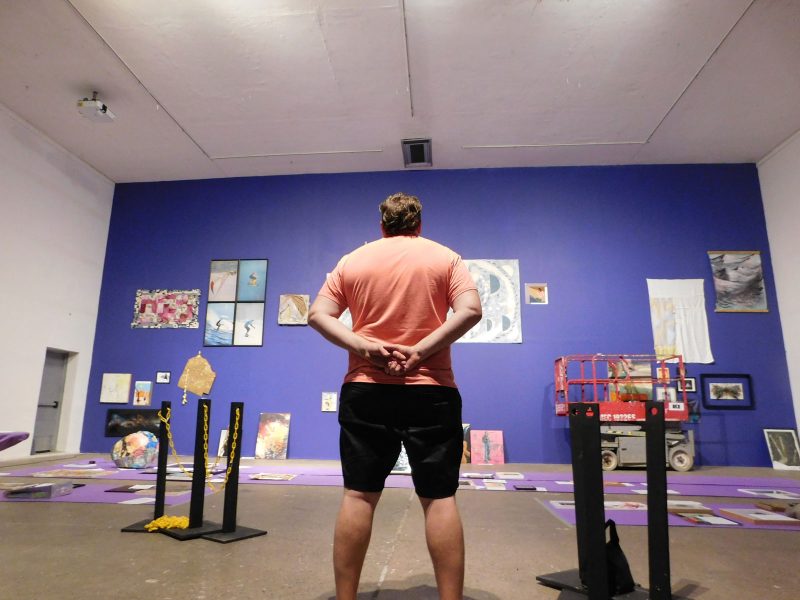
[[131, 289, 200, 328], [470, 430, 505, 465], [255, 412, 291, 459], [457, 259, 521, 343]]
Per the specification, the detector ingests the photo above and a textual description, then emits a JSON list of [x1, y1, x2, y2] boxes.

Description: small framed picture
[[677, 377, 696, 393], [156, 371, 171, 384], [701, 374, 754, 410], [525, 283, 548, 305], [321, 391, 338, 412], [763, 429, 800, 470], [655, 387, 677, 402]]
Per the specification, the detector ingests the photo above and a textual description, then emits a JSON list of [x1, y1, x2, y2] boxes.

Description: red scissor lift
[[555, 354, 695, 471]]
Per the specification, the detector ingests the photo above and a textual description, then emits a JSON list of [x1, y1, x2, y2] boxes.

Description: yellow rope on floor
[[144, 515, 189, 531]]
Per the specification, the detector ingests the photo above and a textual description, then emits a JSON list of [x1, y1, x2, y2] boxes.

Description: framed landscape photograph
[[763, 429, 800, 471], [701, 374, 754, 410]]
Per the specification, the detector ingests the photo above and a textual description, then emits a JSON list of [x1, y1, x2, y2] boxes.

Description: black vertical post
[[203, 402, 267, 543], [570, 403, 609, 600], [221, 401, 243, 532], [153, 400, 170, 519], [645, 401, 672, 600], [188, 397, 210, 528]]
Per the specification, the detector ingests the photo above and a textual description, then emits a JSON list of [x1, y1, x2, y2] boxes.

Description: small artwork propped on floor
[[255, 413, 291, 459], [470, 430, 504, 465]]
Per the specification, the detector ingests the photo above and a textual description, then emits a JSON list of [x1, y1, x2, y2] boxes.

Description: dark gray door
[[32, 349, 68, 453]]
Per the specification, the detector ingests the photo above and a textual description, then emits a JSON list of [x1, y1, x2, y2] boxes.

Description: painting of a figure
[[209, 260, 239, 302], [470, 430, 505, 465], [204, 302, 235, 346], [237, 259, 269, 302], [233, 302, 264, 346], [255, 413, 291, 459], [708, 251, 768, 312]]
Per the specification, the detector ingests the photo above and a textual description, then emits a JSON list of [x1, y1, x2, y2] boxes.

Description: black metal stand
[[121, 400, 171, 533], [162, 397, 222, 540], [203, 402, 268, 543], [537, 402, 684, 600]]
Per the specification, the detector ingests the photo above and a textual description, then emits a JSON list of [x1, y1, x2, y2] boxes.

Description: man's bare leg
[[419, 495, 465, 600], [334, 489, 382, 600]]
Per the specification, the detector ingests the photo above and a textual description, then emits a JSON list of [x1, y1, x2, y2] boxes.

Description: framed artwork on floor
[[763, 429, 800, 470], [701, 374, 754, 410]]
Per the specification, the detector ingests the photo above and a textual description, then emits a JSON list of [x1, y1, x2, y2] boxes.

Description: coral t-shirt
[[317, 235, 477, 387]]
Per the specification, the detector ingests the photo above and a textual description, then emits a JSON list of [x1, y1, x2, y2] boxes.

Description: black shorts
[[338, 382, 463, 499]]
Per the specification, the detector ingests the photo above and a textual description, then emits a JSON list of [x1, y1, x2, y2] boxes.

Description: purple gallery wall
[[81, 164, 795, 466]]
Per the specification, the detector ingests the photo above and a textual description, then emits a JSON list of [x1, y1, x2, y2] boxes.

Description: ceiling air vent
[[401, 138, 432, 168]]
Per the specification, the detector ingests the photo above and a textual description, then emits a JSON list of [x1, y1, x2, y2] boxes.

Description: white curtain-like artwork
[[457, 259, 522, 344], [646, 279, 713, 364]]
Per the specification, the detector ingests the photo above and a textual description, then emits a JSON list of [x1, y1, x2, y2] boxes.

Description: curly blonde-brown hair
[[379, 192, 422, 236]]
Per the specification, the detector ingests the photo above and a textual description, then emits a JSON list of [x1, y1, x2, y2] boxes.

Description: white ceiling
[[1, 0, 799, 183]]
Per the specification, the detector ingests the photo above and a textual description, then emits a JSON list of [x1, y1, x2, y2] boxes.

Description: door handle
[[37, 401, 59, 409]]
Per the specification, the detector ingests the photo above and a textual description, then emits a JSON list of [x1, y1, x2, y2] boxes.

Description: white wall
[[0, 103, 114, 460], [759, 130, 800, 433]]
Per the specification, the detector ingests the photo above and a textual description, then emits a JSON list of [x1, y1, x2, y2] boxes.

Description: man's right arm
[[390, 289, 482, 372]]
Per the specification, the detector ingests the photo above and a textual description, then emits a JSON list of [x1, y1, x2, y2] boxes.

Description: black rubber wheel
[[601, 449, 619, 471]]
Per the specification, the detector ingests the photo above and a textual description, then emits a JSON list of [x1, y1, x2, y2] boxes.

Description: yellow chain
[[157, 407, 193, 479], [157, 404, 240, 493], [207, 407, 241, 492]]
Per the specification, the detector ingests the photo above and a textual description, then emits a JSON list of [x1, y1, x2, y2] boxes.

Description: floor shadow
[[315, 580, 502, 599]]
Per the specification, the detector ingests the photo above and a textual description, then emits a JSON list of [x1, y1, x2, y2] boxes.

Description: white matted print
[[525, 283, 548, 304], [100, 373, 132, 404], [321, 391, 338, 412], [233, 302, 264, 346], [457, 259, 521, 343], [763, 429, 800, 470], [278, 294, 310, 325]]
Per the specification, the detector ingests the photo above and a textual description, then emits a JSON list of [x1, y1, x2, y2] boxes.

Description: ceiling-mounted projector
[[77, 91, 115, 122]]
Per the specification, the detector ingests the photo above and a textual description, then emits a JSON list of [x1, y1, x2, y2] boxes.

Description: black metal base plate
[[202, 525, 267, 544], [537, 569, 686, 600], [160, 521, 222, 540], [121, 518, 157, 533]]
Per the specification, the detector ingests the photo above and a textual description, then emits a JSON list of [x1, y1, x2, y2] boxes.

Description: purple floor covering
[[3, 460, 798, 499], [0, 481, 195, 505], [542, 499, 800, 532]]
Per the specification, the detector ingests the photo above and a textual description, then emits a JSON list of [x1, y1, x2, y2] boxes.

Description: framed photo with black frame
[[677, 376, 696, 393], [701, 374, 754, 410]]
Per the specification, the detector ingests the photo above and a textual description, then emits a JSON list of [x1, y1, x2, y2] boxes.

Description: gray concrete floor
[[1, 454, 799, 599]]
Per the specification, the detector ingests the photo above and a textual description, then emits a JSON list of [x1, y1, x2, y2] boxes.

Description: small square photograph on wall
[[525, 283, 548, 304]]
